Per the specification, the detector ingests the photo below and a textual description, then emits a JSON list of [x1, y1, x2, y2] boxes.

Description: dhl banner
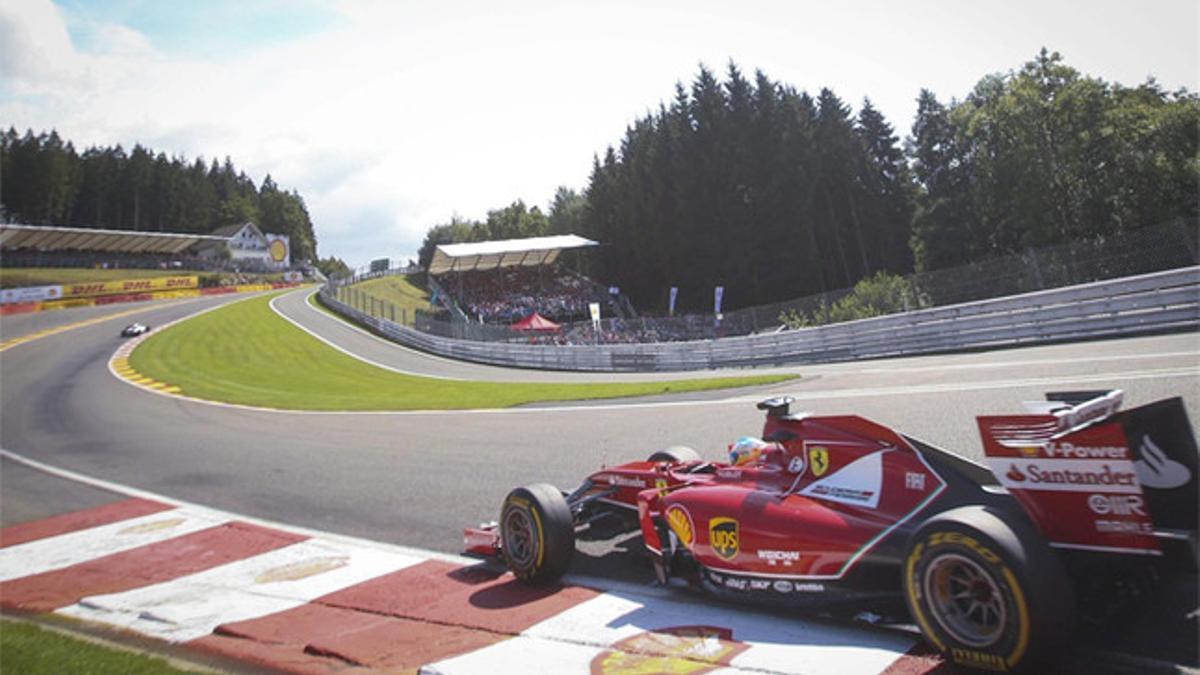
[[41, 298, 96, 311], [60, 276, 198, 299]]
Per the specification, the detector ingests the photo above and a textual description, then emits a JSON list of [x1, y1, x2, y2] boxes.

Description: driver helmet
[[728, 436, 772, 466]]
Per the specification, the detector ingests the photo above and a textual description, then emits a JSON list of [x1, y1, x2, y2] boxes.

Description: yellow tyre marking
[[904, 541, 946, 653], [1002, 566, 1030, 668], [530, 503, 545, 570]]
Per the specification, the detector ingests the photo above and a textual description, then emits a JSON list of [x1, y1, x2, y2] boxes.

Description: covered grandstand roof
[[428, 234, 598, 275], [0, 224, 227, 255]]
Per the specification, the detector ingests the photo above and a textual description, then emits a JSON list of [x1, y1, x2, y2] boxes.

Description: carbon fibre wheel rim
[[502, 506, 537, 569], [923, 552, 1007, 648]]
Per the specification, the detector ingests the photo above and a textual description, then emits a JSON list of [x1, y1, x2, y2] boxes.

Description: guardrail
[[319, 267, 1200, 372]]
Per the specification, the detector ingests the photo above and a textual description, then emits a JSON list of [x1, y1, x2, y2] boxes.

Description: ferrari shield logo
[[708, 517, 739, 561], [809, 446, 830, 477]]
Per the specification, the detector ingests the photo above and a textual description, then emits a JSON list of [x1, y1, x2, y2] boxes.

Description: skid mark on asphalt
[[0, 451, 931, 674]]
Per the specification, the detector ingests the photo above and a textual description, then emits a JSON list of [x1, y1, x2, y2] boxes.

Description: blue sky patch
[[58, 0, 339, 59]]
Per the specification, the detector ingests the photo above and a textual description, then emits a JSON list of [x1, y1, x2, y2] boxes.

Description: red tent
[[511, 312, 561, 332]]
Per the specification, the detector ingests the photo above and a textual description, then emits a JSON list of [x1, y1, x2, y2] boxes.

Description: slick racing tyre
[[647, 446, 700, 463], [903, 506, 1074, 673], [500, 483, 574, 584]]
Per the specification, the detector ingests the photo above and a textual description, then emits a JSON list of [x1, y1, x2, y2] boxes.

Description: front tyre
[[499, 483, 574, 584], [903, 507, 1074, 673], [647, 446, 700, 463]]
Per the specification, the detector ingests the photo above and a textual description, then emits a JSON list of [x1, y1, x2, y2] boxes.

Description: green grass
[[0, 267, 286, 289], [335, 273, 431, 325], [130, 292, 794, 410], [0, 619, 200, 675]]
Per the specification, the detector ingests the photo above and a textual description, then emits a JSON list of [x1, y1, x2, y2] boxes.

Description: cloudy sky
[[1, 0, 1196, 269]]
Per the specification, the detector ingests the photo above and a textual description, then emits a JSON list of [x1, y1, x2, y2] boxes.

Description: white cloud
[[1, 0, 1196, 268]]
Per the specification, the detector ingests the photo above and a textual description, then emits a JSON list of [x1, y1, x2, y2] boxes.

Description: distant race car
[[465, 390, 1198, 672], [120, 323, 150, 337]]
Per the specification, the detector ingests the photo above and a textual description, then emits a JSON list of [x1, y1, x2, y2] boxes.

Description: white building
[[201, 223, 290, 270]]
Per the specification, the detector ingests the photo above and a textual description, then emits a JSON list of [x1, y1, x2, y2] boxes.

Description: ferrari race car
[[465, 390, 1198, 672], [121, 323, 151, 337]]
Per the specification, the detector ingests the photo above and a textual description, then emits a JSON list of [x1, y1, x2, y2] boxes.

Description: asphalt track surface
[[2, 287, 1198, 670]]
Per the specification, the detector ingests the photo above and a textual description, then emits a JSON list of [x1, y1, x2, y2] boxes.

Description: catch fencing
[[318, 265, 1200, 371]]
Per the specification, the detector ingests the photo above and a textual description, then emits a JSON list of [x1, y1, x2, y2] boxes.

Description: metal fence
[[337, 219, 1198, 345], [318, 266, 1200, 371]]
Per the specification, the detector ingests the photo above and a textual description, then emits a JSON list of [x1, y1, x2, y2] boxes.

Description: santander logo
[[1006, 465, 1027, 482]]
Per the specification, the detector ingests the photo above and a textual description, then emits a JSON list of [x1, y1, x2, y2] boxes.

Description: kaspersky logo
[[709, 517, 739, 561]]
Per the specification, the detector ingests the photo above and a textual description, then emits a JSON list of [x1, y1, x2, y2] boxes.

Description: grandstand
[[427, 235, 628, 325], [0, 223, 295, 274]]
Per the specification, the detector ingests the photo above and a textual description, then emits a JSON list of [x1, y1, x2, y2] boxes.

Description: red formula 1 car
[[465, 391, 1198, 672]]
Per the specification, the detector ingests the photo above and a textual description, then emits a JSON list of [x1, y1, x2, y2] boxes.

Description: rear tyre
[[903, 506, 1074, 673], [647, 446, 700, 463], [499, 483, 574, 583]]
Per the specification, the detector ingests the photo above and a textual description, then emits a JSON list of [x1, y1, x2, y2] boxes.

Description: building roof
[[428, 234, 598, 275], [0, 223, 227, 255]]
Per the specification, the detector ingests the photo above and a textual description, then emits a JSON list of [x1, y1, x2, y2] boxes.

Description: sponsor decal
[[787, 455, 806, 474], [929, 531, 1001, 564], [708, 517, 739, 561], [1043, 441, 1128, 460], [716, 468, 742, 479], [589, 625, 749, 675], [808, 446, 830, 477], [749, 579, 771, 591], [757, 549, 800, 567], [798, 451, 884, 509], [770, 580, 823, 593], [1087, 494, 1146, 516], [655, 478, 670, 498], [1134, 435, 1191, 489], [992, 458, 1141, 494], [950, 648, 1007, 671], [1095, 520, 1153, 535], [723, 576, 747, 590], [599, 474, 646, 489], [905, 471, 926, 490], [665, 505, 694, 546]]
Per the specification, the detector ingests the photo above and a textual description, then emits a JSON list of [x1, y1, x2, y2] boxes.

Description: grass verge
[[334, 273, 432, 324], [0, 619, 200, 675], [129, 292, 794, 411]]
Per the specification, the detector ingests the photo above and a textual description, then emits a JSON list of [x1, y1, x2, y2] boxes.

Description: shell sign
[[265, 234, 290, 266]]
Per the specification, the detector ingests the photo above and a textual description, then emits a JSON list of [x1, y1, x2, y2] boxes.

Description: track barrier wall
[[0, 282, 301, 315], [319, 267, 1200, 372]]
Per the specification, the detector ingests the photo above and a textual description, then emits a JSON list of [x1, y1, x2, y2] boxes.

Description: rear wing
[[978, 390, 1198, 557]]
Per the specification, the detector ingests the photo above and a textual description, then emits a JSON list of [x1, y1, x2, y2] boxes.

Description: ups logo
[[709, 517, 739, 560]]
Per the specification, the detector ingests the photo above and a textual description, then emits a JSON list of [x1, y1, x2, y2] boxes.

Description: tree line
[[0, 130, 318, 263], [421, 50, 1198, 313]]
